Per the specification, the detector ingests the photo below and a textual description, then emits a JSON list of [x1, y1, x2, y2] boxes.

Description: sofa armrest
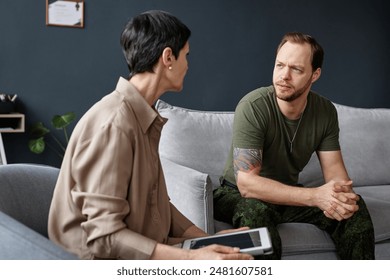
[[0, 211, 77, 259], [161, 157, 214, 234]]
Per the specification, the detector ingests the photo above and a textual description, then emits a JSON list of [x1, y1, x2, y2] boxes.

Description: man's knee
[[232, 199, 281, 228]]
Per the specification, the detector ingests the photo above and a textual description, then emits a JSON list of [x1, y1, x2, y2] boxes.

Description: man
[[213, 32, 375, 259]]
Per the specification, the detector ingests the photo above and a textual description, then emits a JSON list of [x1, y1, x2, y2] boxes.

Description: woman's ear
[[162, 47, 174, 69]]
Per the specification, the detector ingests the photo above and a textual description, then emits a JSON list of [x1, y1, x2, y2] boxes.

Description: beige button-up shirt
[[48, 77, 193, 259]]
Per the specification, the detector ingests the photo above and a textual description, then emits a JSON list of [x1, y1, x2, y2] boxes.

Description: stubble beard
[[274, 75, 313, 102]]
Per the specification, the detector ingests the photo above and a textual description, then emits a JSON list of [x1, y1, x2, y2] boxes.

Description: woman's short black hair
[[120, 10, 191, 78]]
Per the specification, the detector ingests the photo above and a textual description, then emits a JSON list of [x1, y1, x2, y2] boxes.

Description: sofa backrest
[[157, 100, 234, 188], [336, 104, 390, 186], [300, 104, 390, 187]]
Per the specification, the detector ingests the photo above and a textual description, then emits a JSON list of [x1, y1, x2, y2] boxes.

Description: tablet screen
[[188, 231, 261, 249]]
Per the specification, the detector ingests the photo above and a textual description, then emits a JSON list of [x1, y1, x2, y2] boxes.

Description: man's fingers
[[327, 201, 358, 220], [323, 210, 335, 219], [332, 192, 359, 204], [324, 206, 344, 221]]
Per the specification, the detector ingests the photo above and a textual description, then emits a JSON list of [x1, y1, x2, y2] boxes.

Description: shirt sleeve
[[70, 124, 157, 259], [232, 100, 266, 150], [317, 103, 341, 151]]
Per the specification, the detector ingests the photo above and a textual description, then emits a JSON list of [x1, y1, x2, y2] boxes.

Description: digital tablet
[[182, 227, 273, 256]]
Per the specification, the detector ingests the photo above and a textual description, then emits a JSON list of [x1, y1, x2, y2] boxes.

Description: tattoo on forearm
[[233, 148, 262, 178]]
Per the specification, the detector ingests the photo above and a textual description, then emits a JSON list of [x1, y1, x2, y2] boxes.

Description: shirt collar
[[115, 77, 166, 134]]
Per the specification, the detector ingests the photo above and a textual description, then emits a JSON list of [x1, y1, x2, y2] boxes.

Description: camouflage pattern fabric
[[213, 185, 375, 259]]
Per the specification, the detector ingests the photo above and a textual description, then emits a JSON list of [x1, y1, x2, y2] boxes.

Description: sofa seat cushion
[[355, 185, 390, 242], [277, 223, 337, 259], [161, 157, 214, 233], [375, 240, 390, 260]]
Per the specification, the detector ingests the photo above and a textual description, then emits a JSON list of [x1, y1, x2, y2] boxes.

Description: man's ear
[[311, 68, 321, 83], [162, 47, 174, 68]]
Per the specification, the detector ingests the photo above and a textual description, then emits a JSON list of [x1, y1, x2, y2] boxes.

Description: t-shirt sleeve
[[317, 103, 341, 151], [232, 100, 266, 150]]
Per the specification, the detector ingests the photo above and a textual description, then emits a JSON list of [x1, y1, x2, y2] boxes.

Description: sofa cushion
[[375, 241, 390, 260], [277, 223, 337, 259], [161, 157, 214, 234], [336, 104, 390, 187], [0, 164, 59, 237], [298, 153, 324, 186], [156, 99, 234, 188], [300, 104, 390, 187]]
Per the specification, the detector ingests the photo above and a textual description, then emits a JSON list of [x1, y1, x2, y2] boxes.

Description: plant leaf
[[30, 122, 50, 138], [52, 112, 76, 129], [28, 137, 45, 154]]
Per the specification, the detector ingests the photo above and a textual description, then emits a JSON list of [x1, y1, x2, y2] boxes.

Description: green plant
[[28, 112, 76, 158]]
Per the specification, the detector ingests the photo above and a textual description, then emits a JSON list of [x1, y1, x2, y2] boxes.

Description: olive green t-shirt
[[222, 86, 340, 186]]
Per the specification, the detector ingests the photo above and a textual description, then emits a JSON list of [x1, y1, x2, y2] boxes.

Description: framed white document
[[46, 0, 84, 28]]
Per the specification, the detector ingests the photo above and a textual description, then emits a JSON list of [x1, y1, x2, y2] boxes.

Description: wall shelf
[[0, 113, 25, 133]]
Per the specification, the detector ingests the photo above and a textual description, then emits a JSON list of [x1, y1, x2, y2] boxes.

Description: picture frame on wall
[[46, 0, 84, 28]]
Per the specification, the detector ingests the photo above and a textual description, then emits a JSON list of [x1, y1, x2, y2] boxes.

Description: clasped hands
[[317, 180, 359, 221]]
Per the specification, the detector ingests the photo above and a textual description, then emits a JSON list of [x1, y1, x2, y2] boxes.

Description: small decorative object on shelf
[[0, 93, 18, 114]]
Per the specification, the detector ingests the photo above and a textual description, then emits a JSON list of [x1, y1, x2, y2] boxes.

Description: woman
[[48, 10, 252, 260]]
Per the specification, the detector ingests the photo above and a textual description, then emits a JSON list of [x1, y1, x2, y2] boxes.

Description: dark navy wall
[[1, 0, 389, 167]]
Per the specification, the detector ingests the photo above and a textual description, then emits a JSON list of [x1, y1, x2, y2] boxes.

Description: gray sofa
[[156, 99, 390, 260]]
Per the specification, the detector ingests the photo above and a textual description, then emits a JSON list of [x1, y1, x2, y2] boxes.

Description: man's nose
[[280, 68, 291, 80]]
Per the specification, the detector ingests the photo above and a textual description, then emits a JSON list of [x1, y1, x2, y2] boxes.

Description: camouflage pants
[[213, 185, 375, 259]]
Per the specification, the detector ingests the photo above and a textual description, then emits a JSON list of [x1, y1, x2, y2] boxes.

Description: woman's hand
[[151, 242, 253, 260], [215, 226, 250, 235], [188, 244, 254, 260]]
